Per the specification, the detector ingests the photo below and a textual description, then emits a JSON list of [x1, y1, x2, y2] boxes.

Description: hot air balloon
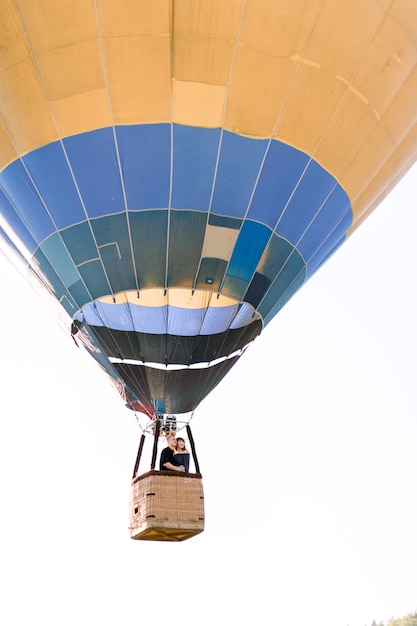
[[1, 0, 417, 540]]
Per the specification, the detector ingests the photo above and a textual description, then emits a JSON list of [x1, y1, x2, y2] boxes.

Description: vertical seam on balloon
[[94, 2, 140, 294]]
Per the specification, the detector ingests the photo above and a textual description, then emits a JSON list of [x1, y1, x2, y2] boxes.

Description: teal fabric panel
[[61, 221, 99, 265], [129, 210, 168, 289], [167, 210, 207, 287], [91, 213, 136, 293], [40, 232, 80, 288]]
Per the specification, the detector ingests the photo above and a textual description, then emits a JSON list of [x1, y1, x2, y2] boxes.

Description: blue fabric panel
[[63, 128, 125, 218], [81, 304, 104, 327], [307, 229, 347, 278], [130, 302, 168, 334], [22, 142, 86, 229], [227, 220, 271, 282], [0, 160, 56, 244], [211, 131, 268, 217], [91, 213, 136, 293], [167, 306, 206, 336], [77, 259, 111, 301], [129, 210, 168, 289], [116, 124, 171, 210], [0, 188, 38, 255], [276, 160, 338, 245], [247, 141, 309, 229], [200, 305, 239, 334], [171, 125, 220, 211], [40, 232, 80, 288], [230, 303, 257, 329], [60, 221, 99, 265], [94, 301, 134, 331], [298, 184, 352, 264]]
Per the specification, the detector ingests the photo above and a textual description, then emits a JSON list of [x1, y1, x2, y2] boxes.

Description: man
[[159, 433, 185, 472]]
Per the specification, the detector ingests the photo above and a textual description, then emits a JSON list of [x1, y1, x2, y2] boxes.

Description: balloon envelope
[[1, 1, 417, 415]]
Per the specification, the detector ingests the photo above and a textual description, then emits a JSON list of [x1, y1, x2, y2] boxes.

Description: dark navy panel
[[77, 259, 111, 301], [244, 272, 271, 309], [227, 220, 271, 282], [90, 321, 261, 364], [63, 128, 125, 218], [275, 160, 338, 244], [129, 210, 168, 289], [114, 354, 242, 414], [208, 212, 242, 229], [0, 188, 38, 255], [211, 131, 268, 218], [247, 141, 309, 229], [297, 184, 352, 263], [167, 210, 207, 287], [0, 160, 56, 244], [116, 124, 171, 210], [60, 221, 99, 265], [171, 125, 220, 211], [91, 213, 136, 293], [23, 142, 86, 229]]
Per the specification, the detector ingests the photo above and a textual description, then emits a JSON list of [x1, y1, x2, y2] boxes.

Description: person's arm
[[163, 460, 185, 471]]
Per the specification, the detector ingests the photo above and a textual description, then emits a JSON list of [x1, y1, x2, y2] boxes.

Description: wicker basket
[[129, 470, 204, 541]]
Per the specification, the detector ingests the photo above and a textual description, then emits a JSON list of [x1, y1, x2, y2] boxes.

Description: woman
[[174, 437, 190, 473]]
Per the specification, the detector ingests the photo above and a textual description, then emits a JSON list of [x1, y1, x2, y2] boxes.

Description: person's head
[[176, 437, 186, 450], [166, 433, 176, 449]]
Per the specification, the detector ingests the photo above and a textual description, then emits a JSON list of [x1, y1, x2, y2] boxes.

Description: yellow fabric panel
[[173, 34, 234, 86], [97, 0, 171, 37], [240, 0, 322, 58], [102, 35, 171, 124], [99, 289, 240, 310], [51, 89, 112, 137], [168, 289, 211, 310], [303, 1, 387, 80], [172, 80, 226, 127], [352, 11, 417, 114], [201, 224, 240, 262], [127, 290, 166, 307], [272, 63, 347, 155], [342, 123, 396, 208], [0, 59, 58, 154], [173, 0, 244, 41], [0, 123, 17, 171], [0, 0, 29, 71], [224, 47, 294, 137], [349, 121, 417, 232], [36, 40, 104, 102], [16, 0, 97, 53]]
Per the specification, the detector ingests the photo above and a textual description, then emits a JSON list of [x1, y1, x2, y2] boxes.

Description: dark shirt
[[159, 446, 183, 471]]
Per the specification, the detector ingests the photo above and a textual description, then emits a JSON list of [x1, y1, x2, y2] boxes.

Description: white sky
[[0, 164, 416, 626]]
